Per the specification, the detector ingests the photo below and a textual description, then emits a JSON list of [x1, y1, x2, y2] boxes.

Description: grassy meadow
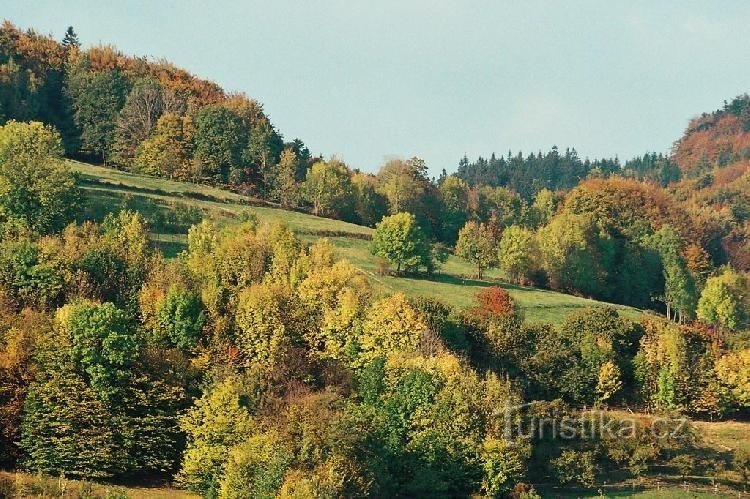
[[70, 160, 642, 324]]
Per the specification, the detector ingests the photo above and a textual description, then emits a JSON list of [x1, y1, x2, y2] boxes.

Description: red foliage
[[469, 286, 516, 320]]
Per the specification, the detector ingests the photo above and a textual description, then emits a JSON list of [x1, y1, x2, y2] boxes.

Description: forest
[[0, 21, 749, 498]]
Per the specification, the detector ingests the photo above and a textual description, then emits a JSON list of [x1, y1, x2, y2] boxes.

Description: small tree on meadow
[[455, 220, 497, 279], [371, 212, 431, 274], [498, 225, 538, 284]]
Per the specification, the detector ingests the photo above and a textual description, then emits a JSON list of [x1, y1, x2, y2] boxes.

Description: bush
[[551, 450, 597, 487]]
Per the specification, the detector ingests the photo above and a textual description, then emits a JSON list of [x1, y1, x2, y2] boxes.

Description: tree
[[359, 293, 428, 362], [0, 238, 66, 309], [244, 118, 283, 190], [20, 367, 126, 478], [112, 78, 164, 167], [455, 221, 497, 279], [645, 226, 697, 323], [178, 375, 254, 496], [0, 121, 79, 233], [468, 286, 517, 322], [715, 350, 750, 408], [57, 301, 138, 401], [360, 293, 427, 361], [273, 147, 301, 208], [497, 225, 538, 284], [155, 285, 205, 350], [234, 282, 306, 366], [134, 112, 194, 179], [439, 175, 469, 243], [371, 212, 431, 274], [302, 159, 354, 219], [219, 433, 293, 499], [0, 309, 51, 467], [377, 157, 429, 215], [193, 104, 246, 183], [670, 454, 696, 481], [352, 172, 388, 227], [697, 268, 749, 331], [61, 26, 80, 50], [67, 68, 129, 163], [596, 361, 623, 406], [529, 188, 557, 227], [537, 213, 607, 297]]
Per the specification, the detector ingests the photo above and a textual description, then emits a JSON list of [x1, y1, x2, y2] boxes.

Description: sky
[[5, 1, 750, 175]]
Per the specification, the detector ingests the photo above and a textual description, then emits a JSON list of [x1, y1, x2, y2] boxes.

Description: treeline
[[0, 21, 312, 197], [454, 147, 680, 199], [0, 120, 748, 496], [674, 94, 750, 176]]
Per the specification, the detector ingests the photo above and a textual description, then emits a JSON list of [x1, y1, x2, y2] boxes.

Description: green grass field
[[70, 160, 642, 324]]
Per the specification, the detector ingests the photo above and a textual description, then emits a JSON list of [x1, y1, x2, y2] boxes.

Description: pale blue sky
[[6, 1, 750, 174]]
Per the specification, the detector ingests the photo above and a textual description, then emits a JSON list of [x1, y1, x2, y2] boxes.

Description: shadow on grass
[[404, 272, 555, 295], [422, 273, 494, 288]]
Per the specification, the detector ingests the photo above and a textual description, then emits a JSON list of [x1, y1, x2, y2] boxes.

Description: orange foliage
[[567, 177, 690, 233], [468, 286, 516, 321], [674, 113, 750, 175], [0, 20, 66, 72], [712, 160, 750, 187]]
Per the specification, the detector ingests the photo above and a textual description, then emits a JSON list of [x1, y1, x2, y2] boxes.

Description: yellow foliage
[[715, 349, 750, 407], [234, 283, 306, 366], [359, 293, 427, 362]]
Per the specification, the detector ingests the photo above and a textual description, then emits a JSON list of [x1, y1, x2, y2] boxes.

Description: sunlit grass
[[72, 161, 643, 324]]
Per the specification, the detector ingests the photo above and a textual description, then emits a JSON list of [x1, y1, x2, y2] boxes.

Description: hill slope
[[71, 160, 641, 324]]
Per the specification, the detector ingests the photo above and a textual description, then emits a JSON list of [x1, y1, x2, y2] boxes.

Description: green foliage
[[538, 213, 608, 295], [697, 268, 749, 331], [156, 285, 205, 350], [58, 301, 138, 401], [635, 317, 718, 414], [272, 148, 302, 207], [0, 121, 80, 233], [529, 188, 557, 227], [439, 175, 470, 243], [66, 68, 129, 163], [557, 307, 640, 405], [352, 172, 388, 227], [377, 157, 430, 216], [193, 105, 246, 183], [455, 220, 497, 279], [20, 366, 127, 478], [302, 159, 355, 219], [178, 375, 254, 496], [371, 212, 431, 274], [219, 432, 293, 499], [644, 226, 697, 322], [480, 438, 529, 497], [497, 225, 538, 284], [0, 309, 51, 468], [0, 238, 65, 309], [551, 450, 597, 487]]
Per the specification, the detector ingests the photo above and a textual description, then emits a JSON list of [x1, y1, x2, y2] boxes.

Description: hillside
[[71, 160, 642, 324], [1, 18, 748, 499]]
